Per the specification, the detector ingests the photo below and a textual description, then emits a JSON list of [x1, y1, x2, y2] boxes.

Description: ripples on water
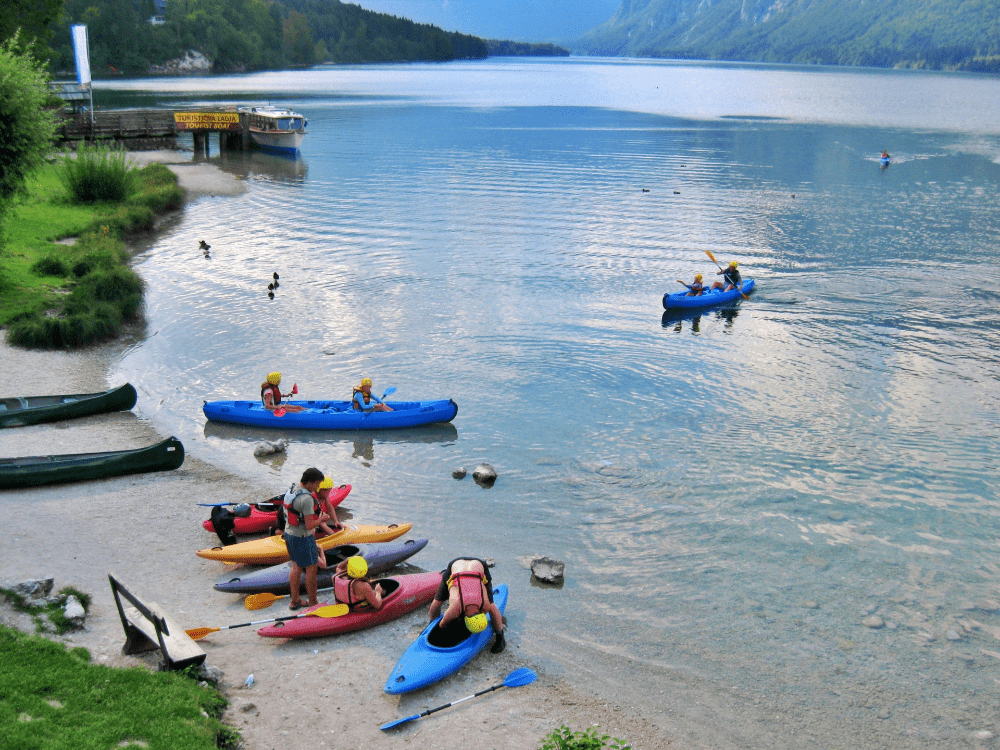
[[107, 61, 1000, 748]]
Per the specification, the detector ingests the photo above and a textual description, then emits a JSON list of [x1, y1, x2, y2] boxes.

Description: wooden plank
[[123, 602, 206, 670]]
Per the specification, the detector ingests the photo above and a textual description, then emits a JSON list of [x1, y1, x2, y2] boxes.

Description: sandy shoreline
[[0, 155, 674, 750]]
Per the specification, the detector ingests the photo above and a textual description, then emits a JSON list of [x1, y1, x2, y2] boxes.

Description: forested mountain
[[47, 0, 487, 76], [574, 0, 1000, 71]]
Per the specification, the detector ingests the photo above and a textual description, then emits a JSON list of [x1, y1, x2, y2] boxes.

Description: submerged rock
[[472, 463, 497, 487], [253, 439, 288, 457], [531, 556, 565, 584], [452, 467, 467, 479]]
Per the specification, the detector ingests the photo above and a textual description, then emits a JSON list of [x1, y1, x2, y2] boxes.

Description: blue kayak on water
[[384, 584, 508, 695], [202, 399, 458, 430], [662, 278, 755, 311]]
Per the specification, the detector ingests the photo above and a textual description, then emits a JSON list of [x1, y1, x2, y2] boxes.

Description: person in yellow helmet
[[261, 371, 304, 413], [315, 475, 345, 537], [428, 558, 505, 653], [678, 273, 705, 296], [332, 555, 384, 610], [711, 260, 742, 292], [352, 377, 393, 413]]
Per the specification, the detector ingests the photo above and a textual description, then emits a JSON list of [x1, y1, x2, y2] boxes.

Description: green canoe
[[0, 437, 184, 489], [0, 383, 138, 428]]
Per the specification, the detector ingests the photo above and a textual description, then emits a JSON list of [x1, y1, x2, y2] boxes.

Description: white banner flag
[[71, 25, 91, 88]]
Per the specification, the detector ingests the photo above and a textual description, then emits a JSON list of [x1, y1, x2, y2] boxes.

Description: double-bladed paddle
[[705, 250, 749, 300], [273, 384, 298, 417], [185, 603, 349, 640], [196, 495, 283, 508], [244, 587, 336, 610], [358, 386, 397, 426], [379, 668, 538, 731]]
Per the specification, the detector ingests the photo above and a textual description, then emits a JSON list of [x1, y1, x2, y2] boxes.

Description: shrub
[[31, 255, 69, 277], [130, 183, 184, 213], [104, 203, 156, 235], [68, 267, 144, 319], [540, 725, 632, 750], [59, 142, 137, 203]]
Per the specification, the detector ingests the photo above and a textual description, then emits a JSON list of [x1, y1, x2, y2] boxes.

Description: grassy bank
[[0, 156, 183, 349], [0, 624, 238, 750]]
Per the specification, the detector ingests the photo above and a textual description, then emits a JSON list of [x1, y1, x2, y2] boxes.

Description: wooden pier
[[57, 108, 256, 153]]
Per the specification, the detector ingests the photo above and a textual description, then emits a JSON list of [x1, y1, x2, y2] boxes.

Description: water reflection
[[661, 306, 743, 332], [190, 148, 309, 183], [203, 419, 459, 447]]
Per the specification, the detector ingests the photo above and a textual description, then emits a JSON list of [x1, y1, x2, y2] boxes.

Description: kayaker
[[315, 475, 345, 536], [677, 274, 705, 296], [881, 149, 890, 160], [352, 378, 393, 412], [261, 371, 304, 413], [332, 556, 384, 611], [710, 261, 742, 292], [284, 467, 332, 610], [428, 558, 506, 653]]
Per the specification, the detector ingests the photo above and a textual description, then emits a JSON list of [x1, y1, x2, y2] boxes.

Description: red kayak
[[202, 484, 351, 535], [256, 571, 440, 639]]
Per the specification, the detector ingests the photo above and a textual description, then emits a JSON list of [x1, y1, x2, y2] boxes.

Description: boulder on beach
[[12, 578, 54, 599]]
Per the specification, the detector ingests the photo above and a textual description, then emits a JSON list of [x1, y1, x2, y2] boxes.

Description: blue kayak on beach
[[203, 399, 458, 429], [662, 278, 755, 311], [384, 584, 508, 695]]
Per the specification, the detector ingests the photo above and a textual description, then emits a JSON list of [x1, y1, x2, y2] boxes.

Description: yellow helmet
[[361, 378, 372, 387], [729, 261, 738, 268], [347, 557, 368, 579], [464, 613, 488, 633], [266, 371, 281, 385], [694, 274, 703, 281], [319, 476, 334, 490]]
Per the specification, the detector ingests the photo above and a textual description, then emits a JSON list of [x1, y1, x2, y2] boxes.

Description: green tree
[[0, 0, 64, 58], [0, 36, 58, 227]]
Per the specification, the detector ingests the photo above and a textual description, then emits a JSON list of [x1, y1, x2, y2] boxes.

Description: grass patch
[[539, 725, 632, 750], [0, 586, 91, 636], [59, 142, 136, 203], [1, 158, 183, 348], [0, 623, 239, 750]]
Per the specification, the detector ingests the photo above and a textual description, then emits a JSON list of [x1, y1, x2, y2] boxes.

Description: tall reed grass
[[59, 142, 136, 203]]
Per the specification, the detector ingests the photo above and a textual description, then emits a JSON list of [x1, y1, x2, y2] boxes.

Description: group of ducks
[[198, 240, 280, 298]]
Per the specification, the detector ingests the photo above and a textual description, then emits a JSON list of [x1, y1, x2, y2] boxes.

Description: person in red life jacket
[[352, 378, 393, 412], [261, 371, 304, 413], [428, 558, 506, 653], [333, 556, 384, 611], [315, 475, 345, 536], [283, 467, 331, 609]]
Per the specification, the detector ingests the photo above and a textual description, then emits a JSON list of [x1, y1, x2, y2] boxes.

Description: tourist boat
[[237, 105, 307, 154]]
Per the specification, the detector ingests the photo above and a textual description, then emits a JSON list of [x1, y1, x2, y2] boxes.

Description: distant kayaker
[[429, 558, 506, 654], [284, 467, 332, 610], [881, 150, 890, 160], [261, 371, 304, 413], [333, 556, 384, 611], [711, 261, 742, 292], [352, 378, 393, 412], [315, 475, 345, 536], [677, 274, 705, 296]]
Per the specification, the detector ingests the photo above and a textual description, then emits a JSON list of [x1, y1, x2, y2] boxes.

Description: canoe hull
[[195, 522, 413, 565], [0, 383, 137, 428], [662, 278, 755, 310], [203, 399, 458, 430], [257, 571, 441, 638], [0, 437, 184, 489], [384, 584, 509, 695], [201, 485, 352, 535], [213, 538, 429, 595]]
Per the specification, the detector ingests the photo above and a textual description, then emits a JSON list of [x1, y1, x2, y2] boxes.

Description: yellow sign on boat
[[174, 112, 240, 130]]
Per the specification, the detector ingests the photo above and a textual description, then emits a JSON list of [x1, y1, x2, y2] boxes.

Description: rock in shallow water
[[472, 463, 497, 487], [451, 467, 467, 479], [253, 439, 288, 457], [862, 616, 885, 629], [531, 556, 565, 584]]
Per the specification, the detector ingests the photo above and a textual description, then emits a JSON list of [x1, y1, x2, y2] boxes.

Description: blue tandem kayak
[[662, 278, 755, 311], [203, 399, 458, 429], [384, 584, 508, 695]]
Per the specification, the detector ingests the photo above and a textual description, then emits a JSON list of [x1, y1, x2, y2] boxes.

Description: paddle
[[184, 603, 349, 640], [705, 250, 749, 300], [196, 494, 284, 508], [272, 383, 298, 417], [358, 386, 397, 425], [380, 668, 538, 731], [244, 586, 335, 610]]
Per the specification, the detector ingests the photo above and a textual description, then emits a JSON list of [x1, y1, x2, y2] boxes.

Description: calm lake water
[[100, 59, 1000, 748]]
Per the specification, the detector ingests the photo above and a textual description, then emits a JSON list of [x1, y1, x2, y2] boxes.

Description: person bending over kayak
[[711, 261, 742, 292], [261, 371, 304, 413], [352, 378, 393, 412], [314, 475, 345, 537], [333, 556, 384, 611], [428, 558, 506, 653], [677, 274, 705, 296], [284, 467, 332, 609]]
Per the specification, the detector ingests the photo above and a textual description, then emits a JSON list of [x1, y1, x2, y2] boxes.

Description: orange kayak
[[195, 522, 412, 565]]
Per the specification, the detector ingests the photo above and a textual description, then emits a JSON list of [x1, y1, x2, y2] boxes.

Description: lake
[[99, 58, 1000, 749]]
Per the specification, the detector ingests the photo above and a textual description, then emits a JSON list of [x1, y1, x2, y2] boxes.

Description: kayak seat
[[428, 616, 473, 649]]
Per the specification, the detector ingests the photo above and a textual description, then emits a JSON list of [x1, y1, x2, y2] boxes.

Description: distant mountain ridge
[[575, 0, 1000, 71]]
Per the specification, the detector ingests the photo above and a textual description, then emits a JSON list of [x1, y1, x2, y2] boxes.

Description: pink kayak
[[257, 571, 440, 639], [202, 484, 351, 535]]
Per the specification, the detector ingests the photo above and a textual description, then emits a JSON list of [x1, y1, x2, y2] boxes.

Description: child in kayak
[[261, 371, 304, 413], [428, 558, 505, 653], [677, 274, 705, 296], [352, 378, 393, 412], [333, 556, 384, 611]]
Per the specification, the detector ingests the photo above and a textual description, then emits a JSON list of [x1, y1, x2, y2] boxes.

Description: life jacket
[[351, 387, 372, 411], [333, 572, 368, 609], [261, 383, 281, 407], [283, 486, 318, 528], [448, 570, 486, 614]]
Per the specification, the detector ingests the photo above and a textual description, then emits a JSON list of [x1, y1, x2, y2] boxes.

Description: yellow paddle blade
[[244, 592, 285, 610], [185, 627, 220, 641], [311, 604, 349, 618]]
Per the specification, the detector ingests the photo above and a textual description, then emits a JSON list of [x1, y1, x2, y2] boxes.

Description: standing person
[[315, 475, 345, 537], [333, 556, 384, 611], [428, 558, 505, 653], [352, 378, 393, 412], [710, 261, 742, 292], [261, 371, 304, 413], [283, 467, 329, 609]]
